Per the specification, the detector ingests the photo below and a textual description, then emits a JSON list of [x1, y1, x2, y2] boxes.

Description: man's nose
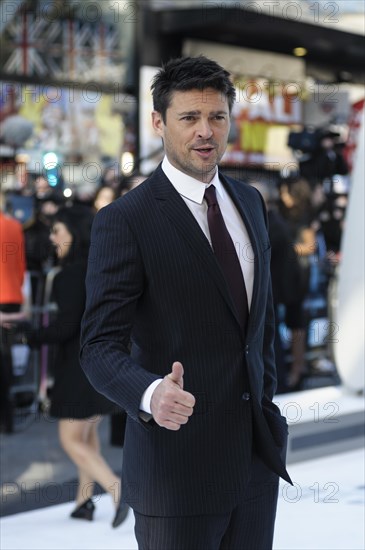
[[196, 120, 213, 139]]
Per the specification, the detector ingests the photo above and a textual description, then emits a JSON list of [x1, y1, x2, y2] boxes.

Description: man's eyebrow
[[177, 110, 228, 116], [177, 110, 200, 116]]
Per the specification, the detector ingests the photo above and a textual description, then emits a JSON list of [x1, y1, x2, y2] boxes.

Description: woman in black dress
[[22, 206, 127, 527]]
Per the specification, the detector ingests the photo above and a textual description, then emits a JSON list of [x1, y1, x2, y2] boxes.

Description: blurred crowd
[[0, 168, 144, 435], [0, 167, 140, 525]]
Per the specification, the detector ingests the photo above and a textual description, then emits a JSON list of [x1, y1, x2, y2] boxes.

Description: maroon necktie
[[204, 185, 249, 333]]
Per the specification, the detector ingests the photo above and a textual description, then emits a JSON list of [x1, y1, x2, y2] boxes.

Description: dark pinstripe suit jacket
[[80, 165, 291, 516]]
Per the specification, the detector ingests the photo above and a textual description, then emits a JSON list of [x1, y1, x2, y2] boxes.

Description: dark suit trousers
[[133, 453, 280, 550]]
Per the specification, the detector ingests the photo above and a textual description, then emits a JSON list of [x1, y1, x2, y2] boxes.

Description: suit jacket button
[[241, 392, 251, 401]]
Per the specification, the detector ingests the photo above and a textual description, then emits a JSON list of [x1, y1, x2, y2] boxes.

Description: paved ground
[[1, 383, 364, 550], [1, 448, 364, 550], [0, 410, 123, 517]]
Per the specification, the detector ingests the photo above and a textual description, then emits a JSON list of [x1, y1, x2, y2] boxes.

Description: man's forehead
[[168, 88, 229, 108]]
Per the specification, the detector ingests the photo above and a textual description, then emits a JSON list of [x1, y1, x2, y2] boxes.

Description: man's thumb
[[168, 361, 184, 388]]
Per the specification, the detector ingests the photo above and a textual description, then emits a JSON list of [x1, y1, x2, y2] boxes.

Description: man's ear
[[151, 111, 164, 137]]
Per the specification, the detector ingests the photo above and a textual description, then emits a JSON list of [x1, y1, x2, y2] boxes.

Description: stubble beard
[[168, 147, 222, 183]]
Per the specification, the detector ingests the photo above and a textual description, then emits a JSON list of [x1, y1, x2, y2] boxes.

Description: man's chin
[[195, 162, 217, 181]]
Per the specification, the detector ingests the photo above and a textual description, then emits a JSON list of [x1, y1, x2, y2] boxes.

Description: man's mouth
[[192, 146, 215, 157]]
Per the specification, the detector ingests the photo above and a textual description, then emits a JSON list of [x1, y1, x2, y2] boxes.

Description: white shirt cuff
[[140, 379, 163, 414]]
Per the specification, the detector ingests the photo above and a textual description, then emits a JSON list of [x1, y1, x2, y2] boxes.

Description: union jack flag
[[2, 12, 124, 83]]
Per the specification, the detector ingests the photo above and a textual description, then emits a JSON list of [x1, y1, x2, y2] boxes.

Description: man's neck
[[163, 156, 217, 184]]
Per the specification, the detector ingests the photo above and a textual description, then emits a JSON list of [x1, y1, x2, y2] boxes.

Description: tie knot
[[204, 185, 217, 207]]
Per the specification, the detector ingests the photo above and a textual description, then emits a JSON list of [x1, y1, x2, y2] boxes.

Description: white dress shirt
[[140, 156, 254, 414]]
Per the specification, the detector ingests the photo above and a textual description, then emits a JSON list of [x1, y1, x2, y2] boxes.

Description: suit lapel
[[150, 166, 242, 328]]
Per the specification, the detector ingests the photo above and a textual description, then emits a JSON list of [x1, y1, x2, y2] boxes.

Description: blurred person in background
[[33, 174, 52, 200], [251, 181, 301, 394], [72, 182, 98, 210], [279, 177, 317, 390], [23, 192, 64, 303], [0, 192, 26, 433], [100, 163, 121, 193], [311, 183, 348, 272], [17, 206, 128, 527], [93, 185, 117, 213]]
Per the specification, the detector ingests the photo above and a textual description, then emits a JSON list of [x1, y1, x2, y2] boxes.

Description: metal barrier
[[9, 268, 60, 429], [8, 271, 43, 429]]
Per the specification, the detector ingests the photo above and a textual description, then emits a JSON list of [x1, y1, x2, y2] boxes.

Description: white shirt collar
[[162, 156, 224, 204]]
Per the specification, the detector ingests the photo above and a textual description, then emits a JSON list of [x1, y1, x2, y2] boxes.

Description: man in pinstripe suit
[[80, 56, 291, 549]]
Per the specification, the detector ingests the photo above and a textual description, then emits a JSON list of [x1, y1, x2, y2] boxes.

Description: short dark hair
[[53, 205, 93, 265], [151, 56, 236, 122]]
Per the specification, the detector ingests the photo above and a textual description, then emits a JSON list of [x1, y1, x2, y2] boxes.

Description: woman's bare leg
[[59, 417, 121, 507]]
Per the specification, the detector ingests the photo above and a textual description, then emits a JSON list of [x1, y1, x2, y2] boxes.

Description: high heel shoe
[[112, 497, 129, 528], [70, 498, 95, 521]]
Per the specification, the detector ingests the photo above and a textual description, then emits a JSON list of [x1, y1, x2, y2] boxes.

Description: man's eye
[[182, 116, 195, 121]]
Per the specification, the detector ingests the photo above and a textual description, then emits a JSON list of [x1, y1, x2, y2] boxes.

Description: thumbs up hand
[[151, 362, 195, 430], [167, 361, 185, 389]]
